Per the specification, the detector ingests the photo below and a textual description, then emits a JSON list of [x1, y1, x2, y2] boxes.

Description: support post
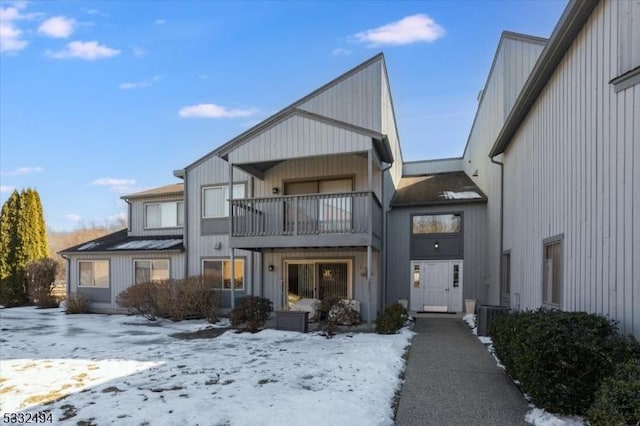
[[367, 149, 373, 331], [229, 162, 235, 309]]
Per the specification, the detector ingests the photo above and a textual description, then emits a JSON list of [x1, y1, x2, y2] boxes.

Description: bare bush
[[65, 293, 90, 314], [25, 258, 59, 308]]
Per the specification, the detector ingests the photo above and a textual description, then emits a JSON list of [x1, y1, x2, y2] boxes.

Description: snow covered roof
[[391, 172, 487, 207], [59, 229, 184, 254]]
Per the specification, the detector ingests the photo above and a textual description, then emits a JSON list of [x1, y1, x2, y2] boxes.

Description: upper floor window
[[134, 259, 170, 285], [543, 237, 563, 307], [145, 201, 183, 229], [79, 260, 109, 288], [412, 214, 461, 234], [203, 184, 245, 218]]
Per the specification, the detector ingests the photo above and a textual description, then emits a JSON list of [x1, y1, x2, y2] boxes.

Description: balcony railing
[[231, 191, 381, 241]]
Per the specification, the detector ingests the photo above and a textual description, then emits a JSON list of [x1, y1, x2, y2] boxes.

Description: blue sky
[[0, 0, 567, 231]]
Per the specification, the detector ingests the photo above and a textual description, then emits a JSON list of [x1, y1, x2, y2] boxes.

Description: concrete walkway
[[395, 317, 530, 426]]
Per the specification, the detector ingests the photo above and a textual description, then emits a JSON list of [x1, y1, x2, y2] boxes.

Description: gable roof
[[489, 0, 599, 157], [391, 172, 487, 207], [121, 184, 183, 200], [184, 53, 389, 172], [59, 229, 184, 254]]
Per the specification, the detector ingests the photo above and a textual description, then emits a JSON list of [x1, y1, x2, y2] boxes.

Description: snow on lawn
[[463, 314, 586, 426], [0, 307, 413, 425]]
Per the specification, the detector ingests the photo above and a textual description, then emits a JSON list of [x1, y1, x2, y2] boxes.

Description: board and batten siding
[[68, 252, 185, 312], [502, 0, 639, 336], [386, 204, 487, 307], [462, 34, 545, 305], [127, 195, 184, 237], [381, 66, 403, 188], [228, 115, 374, 165], [261, 249, 380, 316]]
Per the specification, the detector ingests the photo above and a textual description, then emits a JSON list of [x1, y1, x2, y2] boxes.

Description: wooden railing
[[231, 191, 381, 238]]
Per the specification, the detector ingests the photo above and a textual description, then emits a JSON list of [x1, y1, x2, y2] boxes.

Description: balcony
[[230, 191, 382, 249]]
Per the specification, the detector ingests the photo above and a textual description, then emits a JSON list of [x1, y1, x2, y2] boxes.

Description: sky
[[0, 0, 567, 231]]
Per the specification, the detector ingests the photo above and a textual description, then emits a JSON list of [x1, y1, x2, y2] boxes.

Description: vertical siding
[[228, 114, 373, 164], [299, 59, 382, 132], [68, 252, 185, 311], [503, 0, 639, 336], [462, 34, 545, 305], [128, 195, 184, 237], [386, 204, 487, 307], [381, 67, 403, 188]]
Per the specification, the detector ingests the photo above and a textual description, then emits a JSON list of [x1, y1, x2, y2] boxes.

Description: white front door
[[409, 260, 463, 312]]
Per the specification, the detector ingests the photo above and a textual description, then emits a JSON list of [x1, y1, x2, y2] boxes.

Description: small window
[[543, 239, 562, 306], [452, 264, 460, 288], [412, 214, 461, 234], [79, 261, 109, 287], [145, 201, 183, 229], [413, 264, 420, 288], [203, 184, 245, 218], [202, 259, 244, 290], [502, 252, 511, 296], [134, 260, 170, 284]]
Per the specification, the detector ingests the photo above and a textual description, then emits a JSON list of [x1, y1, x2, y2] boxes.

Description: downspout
[[173, 169, 188, 278], [380, 162, 393, 309], [490, 155, 504, 305]]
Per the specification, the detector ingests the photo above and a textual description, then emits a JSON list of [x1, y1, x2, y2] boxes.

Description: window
[[543, 238, 562, 306], [502, 252, 511, 296], [202, 259, 244, 290], [203, 184, 245, 218], [452, 264, 460, 288], [134, 260, 170, 284], [145, 201, 184, 228], [79, 260, 109, 287], [412, 214, 461, 234]]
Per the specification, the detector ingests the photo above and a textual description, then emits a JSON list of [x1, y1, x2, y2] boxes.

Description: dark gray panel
[[78, 287, 111, 303], [215, 291, 247, 309], [411, 235, 463, 260], [202, 218, 230, 235]]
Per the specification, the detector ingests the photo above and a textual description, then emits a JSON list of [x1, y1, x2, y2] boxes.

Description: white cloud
[[1, 166, 44, 176], [91, 177, 137, 193], [64, 213, 83, 223], [38, 16, 75, 38], [178, 103, 258, 119], [84, 8, 108, 17], [0, 6, 29, 52], [46, 40, 120, 60], [154, 19, 166, 25], [0, 185, 15, 193], [332, 47, 351, 56], [354, 14, 445, 46], [119, 75, 162, 90], [132, 46, 146, 56]]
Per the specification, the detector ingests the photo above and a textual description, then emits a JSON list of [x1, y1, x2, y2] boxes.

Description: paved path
[[395, 318, 530, 426]]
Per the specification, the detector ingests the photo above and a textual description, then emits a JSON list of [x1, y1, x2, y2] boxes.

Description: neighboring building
[[61, 0, 639, 337]]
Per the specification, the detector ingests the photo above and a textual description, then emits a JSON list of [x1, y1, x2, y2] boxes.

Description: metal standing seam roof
[[391, 172, 488, 207], [59, 229, 184, 254]]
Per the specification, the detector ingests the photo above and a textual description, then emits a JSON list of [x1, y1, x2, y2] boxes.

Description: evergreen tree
[[0, 188, 49, 306]]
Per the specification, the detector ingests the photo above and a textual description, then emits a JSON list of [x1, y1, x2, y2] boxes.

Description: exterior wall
[[386, 203, 487, 307], [68, 251, 185, 312], [261, 249, 380, 319], [462, 34, 545, 305], [381, 66, 403, 187], [127, 195, 184, 237], [502, 0, 640, 336], [403, 158, 464, 176]]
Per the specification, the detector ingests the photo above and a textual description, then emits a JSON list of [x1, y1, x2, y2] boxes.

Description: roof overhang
[[489, 0, 599, 157]]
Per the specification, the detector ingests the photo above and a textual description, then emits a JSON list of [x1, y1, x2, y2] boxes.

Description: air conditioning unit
[[477, 305, 510, 337]]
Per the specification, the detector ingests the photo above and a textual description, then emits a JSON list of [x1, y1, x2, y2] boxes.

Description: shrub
[[65, 293, 90, 314], [588, 358, 640, 426], [25, 258, 59, 308], [490, 310, 634, 415], [376, 303, 408, 334], [318, 297, 342, 337], [229, 296, 273, 332], [117, 277, 219, 323], [328, 300, 361, 326]]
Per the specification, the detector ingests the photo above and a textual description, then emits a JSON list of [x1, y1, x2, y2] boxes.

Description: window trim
[[78, 260, 110, 288], [410, 212, 463, 235], [201, 183, 246, 219], [143, 200, 184, 230], [542, 234, 564, 308], [201, 257, 246, 291], [133, 259, 171, 285], [283, 258, 354, 300]]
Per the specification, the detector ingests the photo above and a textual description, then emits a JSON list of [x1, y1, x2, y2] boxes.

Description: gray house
[[62, 0, 639, 337]]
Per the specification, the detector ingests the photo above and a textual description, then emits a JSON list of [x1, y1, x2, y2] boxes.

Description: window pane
[[152, 260, 170, 282], [79, 262, 93, 286], [232, 183, 245, 200], [412, 214, 461, 234], [135, 260, 151, 285], [177, 202, 184, 226], [203, 260, 223, 289], [94, 261, 109, 287], [222, 259, 244, 290], [160, 203, 177, 227], [544, 242, 561, 305], [204, 187, 225, 218], [146, 204, 161, 228]]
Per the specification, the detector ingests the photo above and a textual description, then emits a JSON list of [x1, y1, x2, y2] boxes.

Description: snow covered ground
[[0, 307, 413, 425], [462, 314, 586, 426]]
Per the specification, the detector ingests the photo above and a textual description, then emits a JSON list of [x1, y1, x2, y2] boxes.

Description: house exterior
[[61, 0, 639, 337]]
